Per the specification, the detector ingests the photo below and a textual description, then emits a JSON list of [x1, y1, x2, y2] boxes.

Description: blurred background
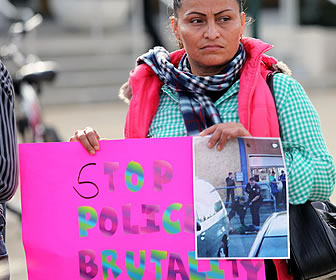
[[0, 0, 335, 278]]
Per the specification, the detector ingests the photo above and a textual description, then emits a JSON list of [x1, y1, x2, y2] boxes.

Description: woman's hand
[[70, 127, 100, 155], [200, 123, 251, 151]]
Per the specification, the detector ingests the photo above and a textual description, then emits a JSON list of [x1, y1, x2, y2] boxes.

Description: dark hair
[[172, 0, 244, 17], [228, 172, 232, 175]]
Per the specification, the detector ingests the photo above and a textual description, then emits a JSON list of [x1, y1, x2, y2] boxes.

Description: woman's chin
[[198, 56, 230, 68]]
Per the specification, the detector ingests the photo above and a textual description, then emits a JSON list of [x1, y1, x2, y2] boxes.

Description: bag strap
[[265, 71, 295, 280], [266, 71, 279, 103], [266, 71, 282, 132]]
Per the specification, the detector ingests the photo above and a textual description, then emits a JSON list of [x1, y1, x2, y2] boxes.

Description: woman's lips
[[200, 44, 223, 51]]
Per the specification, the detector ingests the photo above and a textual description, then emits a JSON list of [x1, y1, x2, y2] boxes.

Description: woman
[[71, 0, 336, 278], [269, 170, 280, 208]]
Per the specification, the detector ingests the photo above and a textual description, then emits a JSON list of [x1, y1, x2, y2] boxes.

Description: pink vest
[[125, 37, 280, 139]]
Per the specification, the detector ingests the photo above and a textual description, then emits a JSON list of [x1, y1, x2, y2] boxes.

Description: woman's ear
[[171, 16, 183, 49], [170, 16, 180, 41], [240, 12, 246, 37]]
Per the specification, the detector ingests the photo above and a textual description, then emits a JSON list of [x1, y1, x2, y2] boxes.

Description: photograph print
[[193, 136, 289, 259]]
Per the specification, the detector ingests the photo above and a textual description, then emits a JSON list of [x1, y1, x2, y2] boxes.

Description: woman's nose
[[204, 22, 220, 40]]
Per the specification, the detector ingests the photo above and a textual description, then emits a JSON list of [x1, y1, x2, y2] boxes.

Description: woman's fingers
[[207, 127, 222, 149], [201, 123, 251, 150], [200, 125, 217, 136], [69, 127, 100, 155], [84, 127, 100, 151], [77, 129, 96, 155], [217, 130, 229, 151]]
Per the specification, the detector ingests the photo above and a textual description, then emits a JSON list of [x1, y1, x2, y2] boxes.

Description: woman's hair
[[172, 0, 245, 17]]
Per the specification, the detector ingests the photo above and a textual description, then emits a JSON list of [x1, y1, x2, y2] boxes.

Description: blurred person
[[143, 0, 163, 48], [228, 195, 246, 227], [245, 177, 262, 229], [253, 174, 259, 182], [71, 0, 336, 278], [279, 170, 286, 204], [0, 0, 19, 20], [225, 172, 235, 204], [0, 60, 19, 279], [269, 170, 280, 209]]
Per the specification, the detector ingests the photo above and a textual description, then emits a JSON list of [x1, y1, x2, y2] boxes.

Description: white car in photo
[[195, 177, 230, 258]]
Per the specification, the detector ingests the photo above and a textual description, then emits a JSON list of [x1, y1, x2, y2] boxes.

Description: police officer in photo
[[228, 196, 247, 227], [225, 172, 236, 204], [245, 177, 263, 230], [279, 170, 287, 205]]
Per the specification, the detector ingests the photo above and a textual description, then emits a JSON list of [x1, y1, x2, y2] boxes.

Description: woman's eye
[[218, 17, 230, 23], [190, 18, 203, 24]]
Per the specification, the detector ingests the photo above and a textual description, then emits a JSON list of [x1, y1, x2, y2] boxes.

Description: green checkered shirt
[[148, 73, 336, 204]]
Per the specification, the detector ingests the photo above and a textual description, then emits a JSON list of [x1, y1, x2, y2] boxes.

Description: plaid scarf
[[137, 44, 246, 135]]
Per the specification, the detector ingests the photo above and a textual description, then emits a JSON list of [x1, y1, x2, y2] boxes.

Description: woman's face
[[173, 0, 245, 76]]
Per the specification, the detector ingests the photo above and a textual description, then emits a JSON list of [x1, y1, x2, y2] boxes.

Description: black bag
[[289, 201, 336, 280], [266, 72, 336, 279]]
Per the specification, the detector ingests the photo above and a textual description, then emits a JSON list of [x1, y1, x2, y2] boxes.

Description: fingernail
[[217, 145, 221, 151], [94, 145, 99, 151], [90, 150, 95, 155]]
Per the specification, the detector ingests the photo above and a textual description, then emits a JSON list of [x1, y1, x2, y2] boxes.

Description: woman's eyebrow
[[214, 9, 234, 16], [185, 9, 234, 17], [185, 11, 206, 16]]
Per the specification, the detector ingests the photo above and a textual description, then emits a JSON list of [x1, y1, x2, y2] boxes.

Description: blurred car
[[248, 211, 289, 258], [195, 177, 230, 258]]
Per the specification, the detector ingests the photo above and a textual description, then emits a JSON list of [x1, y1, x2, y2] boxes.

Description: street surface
[[6, 88, 336, 278]]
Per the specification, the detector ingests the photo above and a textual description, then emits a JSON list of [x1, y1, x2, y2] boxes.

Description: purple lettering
[[99, 207, 118, 236], [153, 160, 173, 192], [104, 162, 119, 192], [140, 204, 160, 234], [240, 260, 264, 280], [122, 203, 139, 234], [79, 250, 98, 279], [167, 253, 188, 280]]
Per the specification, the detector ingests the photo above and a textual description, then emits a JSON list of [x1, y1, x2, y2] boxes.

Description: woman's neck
[[192, 67, 225, 76], [185, 54, 234, 76], [189, 63, 226, 77]]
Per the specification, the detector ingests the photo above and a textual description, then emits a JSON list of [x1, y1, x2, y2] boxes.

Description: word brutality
[[78, 250, 263, 280]]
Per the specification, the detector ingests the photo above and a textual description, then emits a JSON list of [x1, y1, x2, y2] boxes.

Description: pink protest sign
[[19, 138, 265, 279]]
